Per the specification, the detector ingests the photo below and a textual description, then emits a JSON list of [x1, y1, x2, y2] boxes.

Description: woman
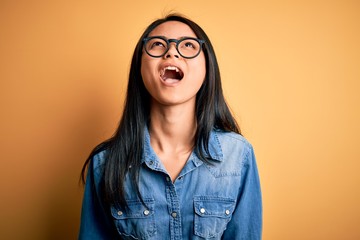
[[79, 14, 262, 239]]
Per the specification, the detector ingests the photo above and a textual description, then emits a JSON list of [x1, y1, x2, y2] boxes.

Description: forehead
[[148, 21, 197, 39]]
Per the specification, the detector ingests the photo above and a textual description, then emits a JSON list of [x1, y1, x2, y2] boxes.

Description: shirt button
[[143, 209, 150, 216], [178, 176, 183, 180], [225, 209, 230, 215], [171, 212, 177, 218], [166, 176, 171, 182], [200, 208, 206, 214], [117, 211, 123, 216]]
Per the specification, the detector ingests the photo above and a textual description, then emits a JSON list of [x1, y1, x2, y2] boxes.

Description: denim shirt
[[79, 128, 262, 239]]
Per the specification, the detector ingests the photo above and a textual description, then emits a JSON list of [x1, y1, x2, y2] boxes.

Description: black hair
[[81, 13, 240, 208]]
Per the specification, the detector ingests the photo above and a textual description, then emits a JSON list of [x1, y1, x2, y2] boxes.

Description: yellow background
[[1, 0, 359, 239]]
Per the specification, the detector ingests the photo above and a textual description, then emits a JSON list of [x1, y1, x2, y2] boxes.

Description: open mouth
[[160, 66, 184, 81]]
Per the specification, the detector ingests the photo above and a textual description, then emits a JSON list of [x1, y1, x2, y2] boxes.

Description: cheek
[[140, 57, 159, 96], [140, 57, 147, 78], [140, 57, 153, 83], [194, 56, 207, 83]]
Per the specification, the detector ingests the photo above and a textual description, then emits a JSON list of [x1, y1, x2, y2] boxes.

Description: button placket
[[165, 181, 181, 237]]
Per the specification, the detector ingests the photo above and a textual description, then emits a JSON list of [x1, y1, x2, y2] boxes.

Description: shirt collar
[[204, 129, 224, 161], [142, 126, 224, 165]]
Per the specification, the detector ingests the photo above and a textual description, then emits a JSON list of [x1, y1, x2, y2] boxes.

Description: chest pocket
[[194, 196, 236, 239], [110, 199, 156, 239]]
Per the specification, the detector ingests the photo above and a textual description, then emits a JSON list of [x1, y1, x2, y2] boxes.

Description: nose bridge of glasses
[[166, 39, 179, 55]]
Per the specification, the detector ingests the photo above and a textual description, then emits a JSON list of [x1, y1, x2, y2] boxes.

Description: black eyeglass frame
[[142, 36, 205, 59]]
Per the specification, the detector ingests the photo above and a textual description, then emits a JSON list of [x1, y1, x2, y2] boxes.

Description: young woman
[[79, 14, 262, 239]]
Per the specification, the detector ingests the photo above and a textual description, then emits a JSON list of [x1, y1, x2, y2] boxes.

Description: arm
[[78, 154, 118, 240], [222, 145, 263, 240]]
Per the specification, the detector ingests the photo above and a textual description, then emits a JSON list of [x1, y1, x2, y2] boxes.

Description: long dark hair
[[81, 14, 240, 208]]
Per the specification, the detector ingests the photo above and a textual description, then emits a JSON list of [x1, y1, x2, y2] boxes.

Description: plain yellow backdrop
[[1, 0, 359, 239]]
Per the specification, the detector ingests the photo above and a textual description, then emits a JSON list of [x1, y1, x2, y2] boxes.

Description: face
[[141, 21, 206, 108]]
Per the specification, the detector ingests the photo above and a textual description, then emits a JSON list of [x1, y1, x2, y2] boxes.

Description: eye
[[148, 39, 166, 49], [152, 41, 165, 47], [184, 41, 196, 48]]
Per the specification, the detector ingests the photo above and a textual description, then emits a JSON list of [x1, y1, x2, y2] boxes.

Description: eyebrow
[[149, 35, 195, 40]]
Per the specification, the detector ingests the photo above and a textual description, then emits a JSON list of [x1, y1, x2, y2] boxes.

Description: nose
[[164, 43, 179, 59]]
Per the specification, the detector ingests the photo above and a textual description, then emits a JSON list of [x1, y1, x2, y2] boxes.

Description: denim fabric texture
[[79, 128, 262, 239]]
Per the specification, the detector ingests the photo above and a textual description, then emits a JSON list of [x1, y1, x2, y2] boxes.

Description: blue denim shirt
[[79, 128, 262, 239]]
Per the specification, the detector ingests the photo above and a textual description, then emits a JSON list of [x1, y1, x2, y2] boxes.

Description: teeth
[[164, 66, 179, 72]]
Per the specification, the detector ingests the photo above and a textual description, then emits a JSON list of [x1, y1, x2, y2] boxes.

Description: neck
[[148, 102, 197, 154]]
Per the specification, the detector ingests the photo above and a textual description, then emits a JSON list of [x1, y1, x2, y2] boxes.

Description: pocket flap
[[194, 197, 236, 218], [111, 198, 154, 220]]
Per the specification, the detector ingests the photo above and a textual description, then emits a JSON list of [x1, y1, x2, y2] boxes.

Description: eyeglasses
[[143, 36, 205, 59]]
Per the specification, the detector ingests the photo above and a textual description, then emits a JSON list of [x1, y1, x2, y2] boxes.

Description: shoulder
[[210, 130, 255, 168], [90, 150, 108, 177], [213, 130, 255, 164], [204, 130, 254, 177]]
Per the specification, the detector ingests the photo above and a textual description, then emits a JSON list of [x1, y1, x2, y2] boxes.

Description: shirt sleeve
[[222, 144, 263, 240], [78, 154, 118, 240]]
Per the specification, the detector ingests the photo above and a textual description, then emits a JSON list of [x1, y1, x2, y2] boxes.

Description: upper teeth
[[164, 66, 179, 72]]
